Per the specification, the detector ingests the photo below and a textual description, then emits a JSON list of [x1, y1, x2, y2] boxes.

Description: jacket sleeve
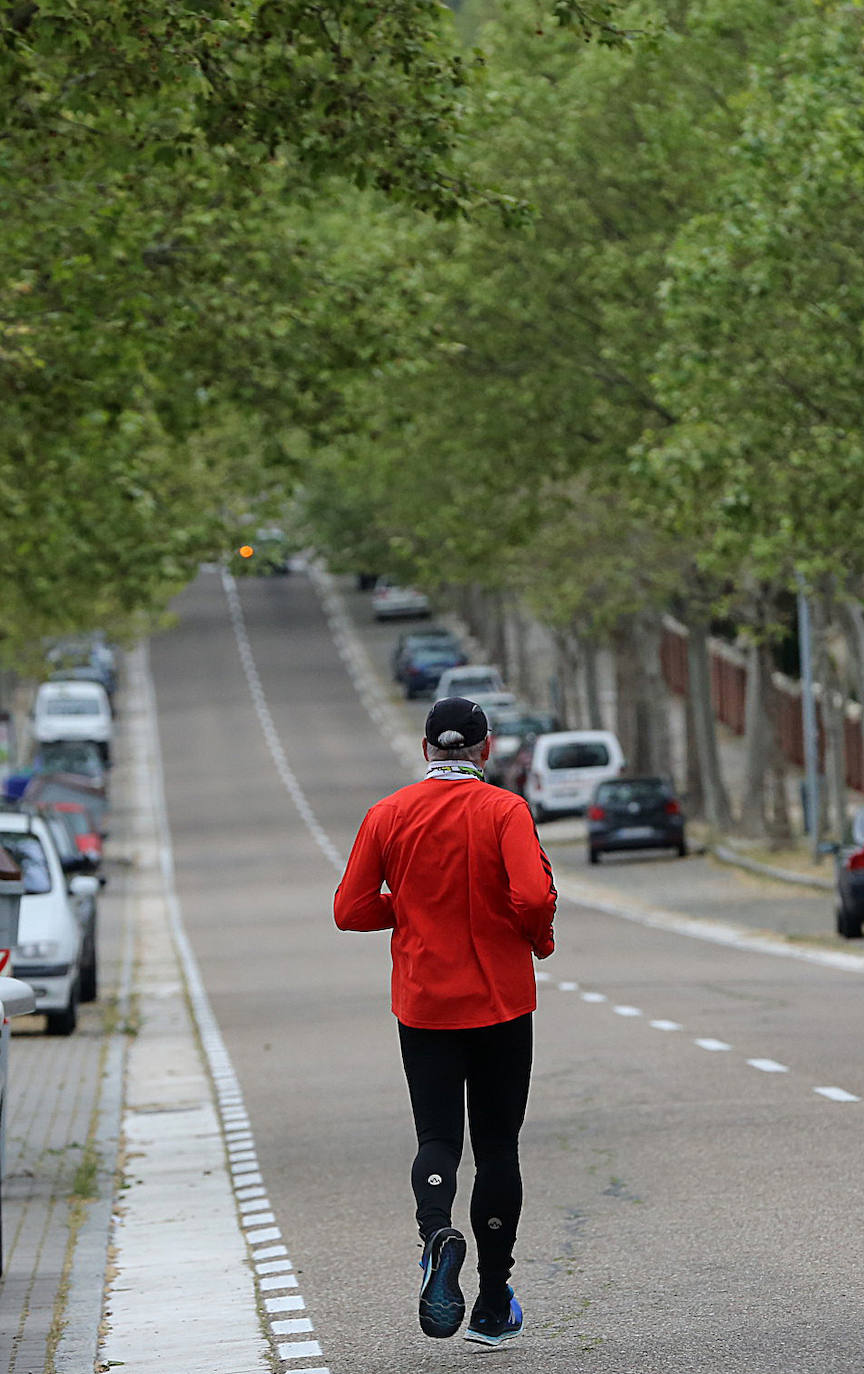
[[333, 807, 396, 932], [499, 801, 556, 958]]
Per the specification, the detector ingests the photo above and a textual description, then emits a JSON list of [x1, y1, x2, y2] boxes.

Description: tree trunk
[[686, 620, 733, 831], [582, 636, 604, 730], [614, 613, 672, 776], [813, 592, 847, 842], [684, 686, 705, 818], [740, 640, 771, 836]]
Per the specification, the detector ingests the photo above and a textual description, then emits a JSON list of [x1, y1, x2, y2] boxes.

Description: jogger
[[335, 697, 556, 1342]]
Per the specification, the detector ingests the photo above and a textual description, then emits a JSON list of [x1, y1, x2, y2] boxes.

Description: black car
[[587, 776, 686, 863]]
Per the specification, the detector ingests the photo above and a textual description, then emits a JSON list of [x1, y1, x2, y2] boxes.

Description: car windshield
[[547, 742, 610, 770], [42, 697, 101, 716], [494, 716, 552, 738], [0, 832, 52, 893], [596, 779, 667, 805], [38, 743, 103, 776], [451, 675, 498, 692]]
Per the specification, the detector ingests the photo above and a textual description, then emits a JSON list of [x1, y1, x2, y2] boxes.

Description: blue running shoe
[[464, 1287, 523, 1346], [418, 1227, 467, 1338]]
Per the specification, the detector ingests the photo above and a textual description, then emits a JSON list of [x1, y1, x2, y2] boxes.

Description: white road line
[[535, 971, 551, 982], [277, 1340, 324, 1360], [236, 1185, 266, 1200], [581, 992, 607, 1003], [650, 1020, 683, 1031], [557, 981, 578, 992], [694, 1038, 732, 1052], [612, 1005, 642, 1018], [747, 1058, 790, 1074], [240, 1198, 273, 1214], [243, 1212, 276, 1228], [247, 1226, 282, 1244], [261, 1275, 299, 1291], [272, 1318, 315, 1335], [221, 568, 345, 873], [253, 1243, 288, 1260], [257, 1260, 295, 1275], [814, 1086, 860, 1102]]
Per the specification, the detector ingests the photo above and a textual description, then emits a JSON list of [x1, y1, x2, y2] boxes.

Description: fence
[[660, 622, 864, 793]]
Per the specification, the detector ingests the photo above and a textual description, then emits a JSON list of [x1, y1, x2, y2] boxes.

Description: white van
[[524, 730, 625, 822], [33, 681, 113, 757]]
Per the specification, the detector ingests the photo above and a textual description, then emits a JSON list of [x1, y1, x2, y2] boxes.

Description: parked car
[[586, 776, 687, 863], [32, 740, 110, 787], [834, 807, 864, 938], [371, 579, 431, 621], [436, 665, 505, 702], [401, 645, 468, 699], [392, 628, 466, 682], [32, 681, 112, 760], [39, 808, 101, 1001], [0, 811, 90, 1033], [524, 729, 625, 822], [23, 772, 109, 838], [485, 708, 559, 786], [49, 665, 116, 710], [38, 799, 103, 863]]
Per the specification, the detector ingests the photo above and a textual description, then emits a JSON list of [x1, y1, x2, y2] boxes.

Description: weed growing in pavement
[[72, 1143, 101, 1200]]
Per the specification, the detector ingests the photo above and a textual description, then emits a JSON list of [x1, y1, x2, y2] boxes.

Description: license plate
[[617, 826, 655, 840]]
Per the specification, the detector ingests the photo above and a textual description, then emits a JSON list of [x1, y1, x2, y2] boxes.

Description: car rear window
[[42, 697, 102, 716], [451, 675, 498, 692], [0, 832, 52, 893], [596, 779, 667, 805], [546, 742, 610, 770]]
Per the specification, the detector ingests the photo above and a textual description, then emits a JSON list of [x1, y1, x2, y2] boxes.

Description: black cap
[[425, 697, 488, 749]]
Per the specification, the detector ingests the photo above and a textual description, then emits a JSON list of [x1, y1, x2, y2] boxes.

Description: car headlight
[[16, 940, 60, 960]]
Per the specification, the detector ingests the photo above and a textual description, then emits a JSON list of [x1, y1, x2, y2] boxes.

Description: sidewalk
[[1, 645, 328, 1374]]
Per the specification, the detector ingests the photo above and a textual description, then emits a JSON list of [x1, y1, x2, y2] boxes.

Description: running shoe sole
[[464, 1321, 524, 1347], [419, 1229, 467, 1338]]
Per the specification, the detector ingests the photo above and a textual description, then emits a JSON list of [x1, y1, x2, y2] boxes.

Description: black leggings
[[398, 1013, 533, 1295]]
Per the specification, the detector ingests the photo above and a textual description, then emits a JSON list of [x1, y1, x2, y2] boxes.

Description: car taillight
[[845, 848, 864, 871], [588, 805, 605, 821], [664, 799, 680, 816]]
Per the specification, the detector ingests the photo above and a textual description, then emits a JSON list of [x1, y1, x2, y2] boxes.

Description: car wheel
[[80, 938, 98, 1003], [836, 902, 863, 939], [46, 981, 79, 1036], [588, 847, 601, 865]]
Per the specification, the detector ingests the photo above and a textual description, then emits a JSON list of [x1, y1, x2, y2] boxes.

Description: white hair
[[425, 738, 487, 763]]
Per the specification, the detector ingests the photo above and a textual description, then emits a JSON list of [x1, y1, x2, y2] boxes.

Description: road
[[150, 568, 864, 1374]]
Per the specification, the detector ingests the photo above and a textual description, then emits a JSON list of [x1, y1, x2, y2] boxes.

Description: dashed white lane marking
[[747, 1058, 790, 1074], [221, 568, 345, 875], [581, 992, 607, 1003], [612, 1005, 642, 1018], [144, 642, 331, 1372], [557, 981, 578, 992], [694, 1038, 733, 1052], [650, 1020, 683, 1032], [814, 1086, 861, 1102]]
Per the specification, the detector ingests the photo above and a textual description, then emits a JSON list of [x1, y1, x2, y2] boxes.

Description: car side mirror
[[69, 873, 100, 898]]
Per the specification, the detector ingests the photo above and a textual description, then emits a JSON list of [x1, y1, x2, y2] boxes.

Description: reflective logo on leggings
[[427, 1174, 442, 1186], [487, 1217, 503, 1230]]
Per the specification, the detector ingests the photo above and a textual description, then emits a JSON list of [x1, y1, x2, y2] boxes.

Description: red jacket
[[334, 777, 556, 1029]]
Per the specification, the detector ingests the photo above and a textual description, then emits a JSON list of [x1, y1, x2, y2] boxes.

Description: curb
[[712, 844, 834, 892]]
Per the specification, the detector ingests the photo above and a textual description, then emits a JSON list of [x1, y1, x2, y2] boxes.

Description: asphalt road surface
[[151, 569, 864, 1374]]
